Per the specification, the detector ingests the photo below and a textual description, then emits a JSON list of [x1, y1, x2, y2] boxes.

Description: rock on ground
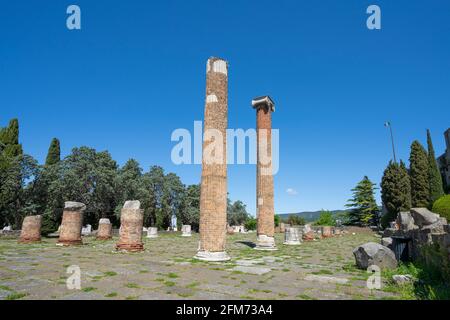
[[353, 242, 397, 270]]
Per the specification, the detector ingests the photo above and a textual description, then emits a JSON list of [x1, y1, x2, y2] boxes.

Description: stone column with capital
[[253, 96, 277, 250], [195, 57, 230, 262]]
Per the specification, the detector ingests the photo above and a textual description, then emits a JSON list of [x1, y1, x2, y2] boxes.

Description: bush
[[286, 214, 306, 226], [314, 210, 335, 226], [244, 217, 257, 231], [432, 195, 450, 221], [274, 214, 280, 227]]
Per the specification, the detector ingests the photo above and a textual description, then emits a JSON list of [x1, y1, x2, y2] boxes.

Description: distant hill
[[278, 210, 349, 222]]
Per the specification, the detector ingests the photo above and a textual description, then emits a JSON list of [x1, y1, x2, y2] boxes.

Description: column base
[[283, 240, 301, 245], [18, 238, 41, 244], [115, 243, 144, 252], [57, 239, 83, 246], [194, 250, 230, 261], [254, 235, 277, 251], [96, 236, 112, 241]]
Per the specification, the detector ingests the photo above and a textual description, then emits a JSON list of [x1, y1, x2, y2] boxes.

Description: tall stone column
[[253, 96, 277, 250], [195, 57, 230, 261], [116, 200, 144, 252], [57, 202, 86, 246], [19, 215, 42, 243]]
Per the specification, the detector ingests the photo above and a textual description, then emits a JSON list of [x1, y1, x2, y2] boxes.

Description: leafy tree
[[162, 172, 185, 230], [286, 214, 306, 226], [274, 214, 280, 227], [432, 195, 450, 221], [227, 200, 249, 226], [380, 161, 411, 227], [0, 119, 23, 157], [244, 217, 257, 231], [45, 138, 61, 166], [410, 140, 430, 207], [427, 130, 444, 207], [345, 176, 379, 226], [179, 184, 200, 231], [142, 166, 165, 227], [315, 210, 335, 226]]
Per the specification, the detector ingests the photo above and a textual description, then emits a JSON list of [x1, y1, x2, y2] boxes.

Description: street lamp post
[[384, 121, 397, 163]]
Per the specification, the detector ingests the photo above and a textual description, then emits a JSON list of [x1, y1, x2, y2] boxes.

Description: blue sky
[[1, 1, 449, 215]]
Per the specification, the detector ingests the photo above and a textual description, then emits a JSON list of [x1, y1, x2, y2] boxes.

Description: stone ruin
[[19, 215, 42, 243], [195, 57, 230, 262], [96, 218, 112, 240], [253, 96, 277, 251], [283, 227, 302, 245], [147, 227, 158, 238], [382, 207, 450, 263], [57, 201, 86, 246], [181, 225, 192, 237], [116, 200, 144, 252]]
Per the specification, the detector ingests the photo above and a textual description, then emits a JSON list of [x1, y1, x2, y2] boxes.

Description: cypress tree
[[45, 138, 61, 166], [345, 176, 379, 226], [0, 119, 23, 157], [426, 129, 444, 207], [409, 140, 429, 207], [380, 161, 411, 227]]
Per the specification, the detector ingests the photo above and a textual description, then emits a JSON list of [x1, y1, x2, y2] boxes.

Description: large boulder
[[410, 208, 439, 227], [353, 242, 398, 270], [397, 212, 417, 232], [381, 237, 393, 249]]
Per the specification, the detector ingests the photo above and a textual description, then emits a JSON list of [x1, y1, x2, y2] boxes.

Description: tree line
[[0, 118, 250, 233]]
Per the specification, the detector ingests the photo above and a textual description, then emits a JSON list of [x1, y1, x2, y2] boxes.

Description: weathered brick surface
[[116, 208, 144, 252], [97, 218, 112, 240], [198, 57, 228, 253], [19, 215, 42, 243], [256, 105, 275, 239], [58, 210, 84, 246], [322, 226, 332, 238]]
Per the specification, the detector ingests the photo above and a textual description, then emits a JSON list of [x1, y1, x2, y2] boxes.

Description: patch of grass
[[0, 285, 12, 291], [125, 283, 140, 289], [164, 281, 176, 287], [177, 292, 193, 298], [103, 271, 117, 277], [312, 269, 334, 275], [296, 294, 315, 300], [232, 270, 244, 275], [6, 292, 28, 300], [281, 268, 290, 272], [167, 272, 179, 278], [125, 295, 138, 300], [105, 292, 118, 298], [139, 270, 149, 274], [186, 281, 200, 288], [82, 287, 96, 292]]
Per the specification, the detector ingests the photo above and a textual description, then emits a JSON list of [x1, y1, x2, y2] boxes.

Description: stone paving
[[0, 231, 400, 300]]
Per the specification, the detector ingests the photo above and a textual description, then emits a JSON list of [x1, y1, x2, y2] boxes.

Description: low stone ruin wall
[[0, 230, 21, 238]]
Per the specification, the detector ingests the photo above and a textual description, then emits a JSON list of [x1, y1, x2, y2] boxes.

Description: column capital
[[252, 96, 275, 112]]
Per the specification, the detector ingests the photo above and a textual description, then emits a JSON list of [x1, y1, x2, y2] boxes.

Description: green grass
[[167, 272, 179, 278], [125, 295, 138, 300], [164, 281, 176, 287], [125, 283, 140, 289], [82, 287, 97, 292], [186, 281, 200, 288], [312, 269, 334, 275], [6, 292, 28, 300], [105, 292, 118, 298], [0, 285, 12, 291], [296, 294, 316, 300], [103, 271, 117, 277]]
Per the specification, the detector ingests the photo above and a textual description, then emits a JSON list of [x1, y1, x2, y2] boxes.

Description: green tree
[[315, 210, 335, 226], [410, 140, 429, 207], [427, 130, 444, 207], [0, 119, 23, 157], [286, 214, 306, 226], [380, 161, 411, 227], [345, 176, 379, 226], [227, 200, 249, 226], [45, 138, 61, 166], [244, 217, 257, 231], [180, 184, 200, 231], [142, 166, 165, 227]]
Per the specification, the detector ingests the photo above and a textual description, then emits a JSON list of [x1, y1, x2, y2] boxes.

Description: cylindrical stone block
[[253, 96, 277, 251], [181, 225, 192, 237], [196, 57, 230, 262], [283, 227, 301, 245], [19, 215, 42, 243], [116, 200, 144, 252], [322, 226, 332, 238], [147, 227, 158, 238], [58, 202, 86, 246], [97, 218, 112, 240]]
